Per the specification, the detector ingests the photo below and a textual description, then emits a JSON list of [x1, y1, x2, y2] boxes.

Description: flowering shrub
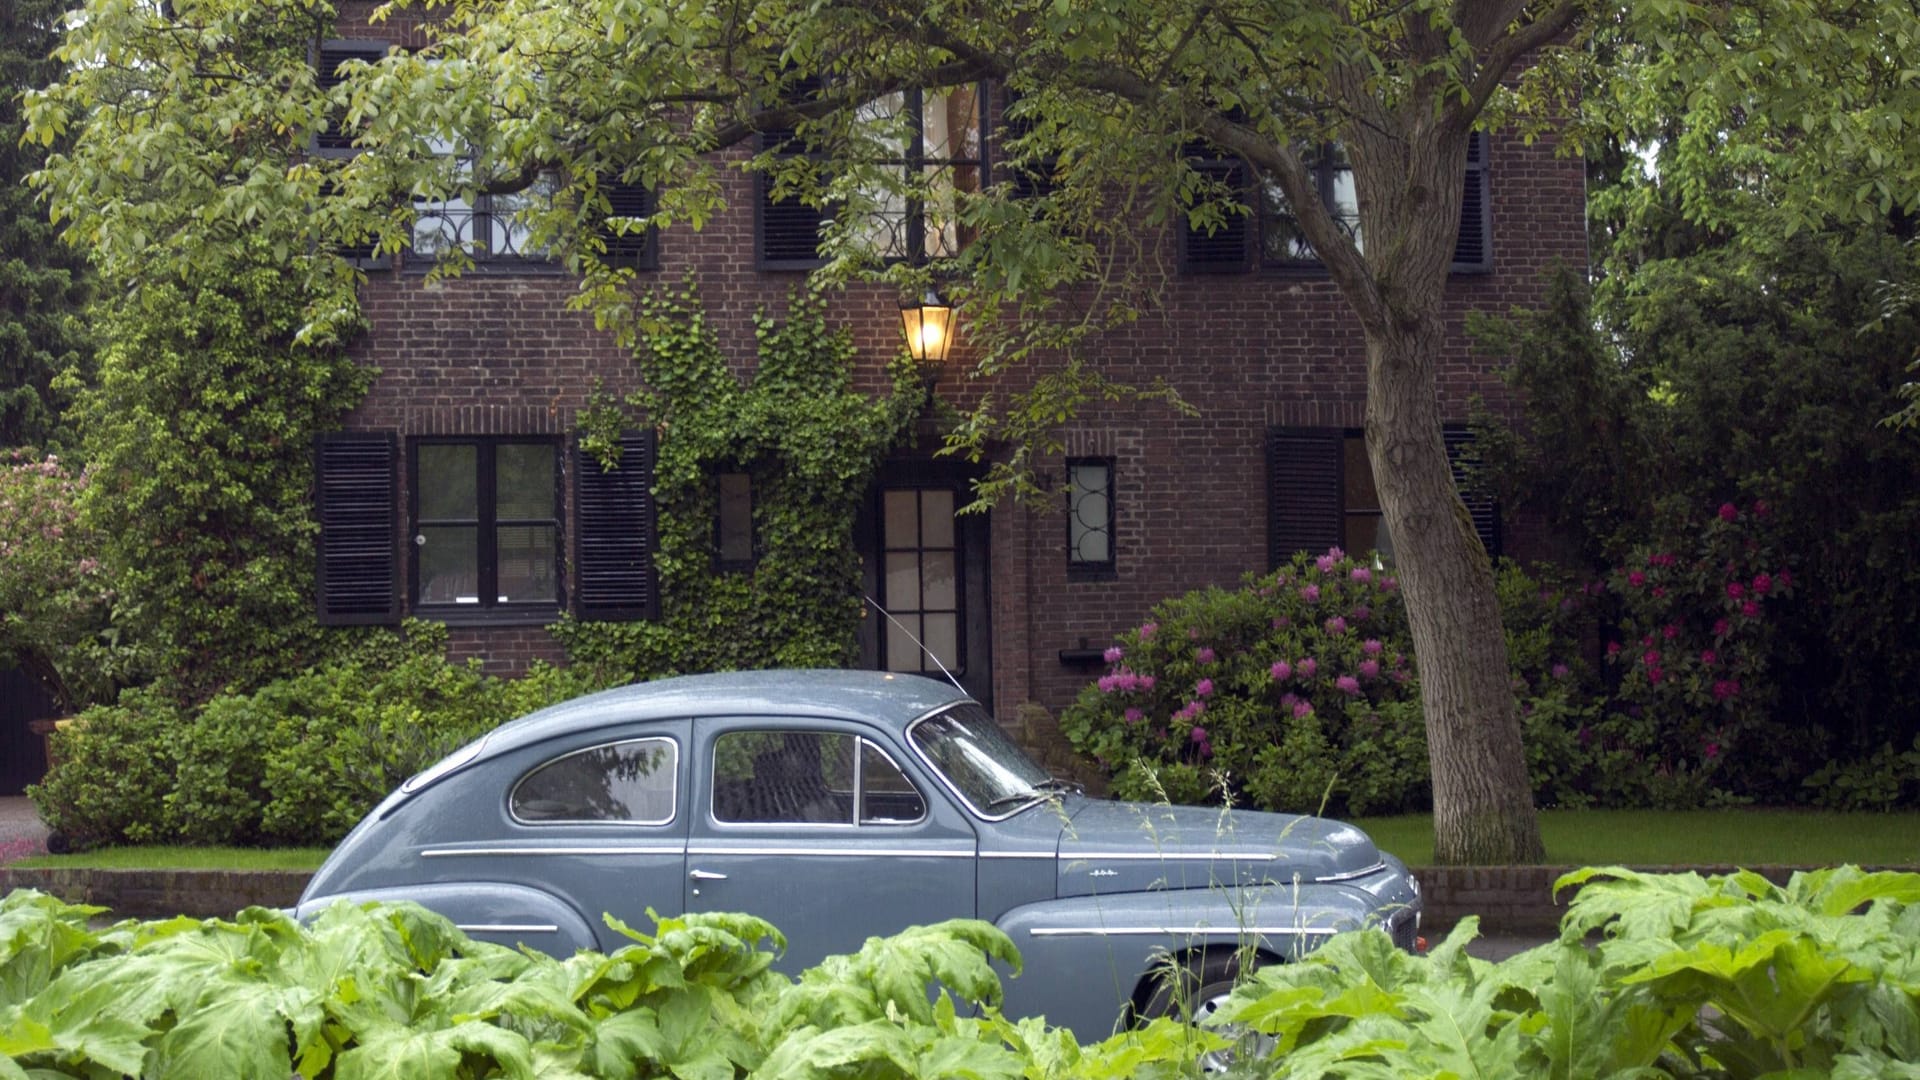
[[1589, 499, 1802, 807], [0, 452, 116, 711]]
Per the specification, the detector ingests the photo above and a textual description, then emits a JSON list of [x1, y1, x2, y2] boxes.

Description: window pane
[[712, 731, 854, 824], [717, 473, 753, 564], [513, 739, 676, 824], [1343, 435, 1379, 511], [1069, 462, 1112, 565], [885, 615, 922, 672], [922, 613, 958, 671], [1260, 179, 1312, 262], [418, 444, 477, 520], [919, 490, 954, 547], [883, 490, 918, 547], [412, 196, 474, 259], [923, 86, 980, 162], [860, 740, 925, 823], [496, 443, 555, 520], [885, 552, 922, 611], [495, 524, 557, 603], [418, 525, 479, 603], [921, 551, 956, 610]]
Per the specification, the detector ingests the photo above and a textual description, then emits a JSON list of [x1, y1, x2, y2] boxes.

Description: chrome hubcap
[[1194, 988, 1275, 1073]]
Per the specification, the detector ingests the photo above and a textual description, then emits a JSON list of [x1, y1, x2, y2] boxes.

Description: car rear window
[[511, 738, 678, 825]]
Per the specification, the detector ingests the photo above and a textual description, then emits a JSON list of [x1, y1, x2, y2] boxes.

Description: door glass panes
[[512, 738, 677, 824], [712, 731, 856, 825], [859, 740, 925, 823], [881, 488, 963, 674]]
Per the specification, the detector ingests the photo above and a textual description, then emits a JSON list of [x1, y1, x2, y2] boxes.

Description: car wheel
[[1140, 949, 1276, 1072]]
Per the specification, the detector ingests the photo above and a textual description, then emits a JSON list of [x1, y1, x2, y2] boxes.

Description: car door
[[685, 720, 978, 971]]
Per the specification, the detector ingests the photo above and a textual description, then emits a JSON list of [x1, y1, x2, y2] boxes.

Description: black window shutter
[[315, 432, 399, 625], [758, 128, 829, 268], [1444, 425, 1501, 557], [574, 431, 659, 620], [602, 180, 657, 269], [1451, 131, 1492, 273], [1181, 157, 1254, 273], [1266, 427, 1344, 567], [314, 41, 386, 154], [999, 91, 1057, 200]]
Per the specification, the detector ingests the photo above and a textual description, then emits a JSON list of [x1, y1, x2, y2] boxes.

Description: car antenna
[[862, 593, 967, 696]]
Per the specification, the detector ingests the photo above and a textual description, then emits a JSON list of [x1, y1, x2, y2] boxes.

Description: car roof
[[475, 669, 972, 760]]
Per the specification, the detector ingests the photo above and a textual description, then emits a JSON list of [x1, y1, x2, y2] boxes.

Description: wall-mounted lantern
[[899, 289, 957, 364]]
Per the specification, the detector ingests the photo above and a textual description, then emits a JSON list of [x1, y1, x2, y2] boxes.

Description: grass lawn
[[10, 846, 330, 871], [1353, 808, 1920, 867]]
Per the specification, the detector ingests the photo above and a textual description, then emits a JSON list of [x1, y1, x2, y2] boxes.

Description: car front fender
[[295, 880, 600, 958], [992, 882, 1381, 1041]]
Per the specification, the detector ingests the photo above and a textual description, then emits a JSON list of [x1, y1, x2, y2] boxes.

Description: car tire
[[1140, 948, 1273, 1072]]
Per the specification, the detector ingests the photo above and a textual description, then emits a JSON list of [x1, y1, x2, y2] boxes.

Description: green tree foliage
[[0, 453, 115, 712], [0, 0, 90, 450], [555, 283, 925, 679], [62, 248, 372, 700]]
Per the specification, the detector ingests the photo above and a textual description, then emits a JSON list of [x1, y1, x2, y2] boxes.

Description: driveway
[[0, 797, 49, 862]]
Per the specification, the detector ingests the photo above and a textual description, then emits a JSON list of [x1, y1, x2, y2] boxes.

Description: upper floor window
[[411, 137, 559, 264], [411, 438, 561, 616], [1184, 132, 1490, 275]]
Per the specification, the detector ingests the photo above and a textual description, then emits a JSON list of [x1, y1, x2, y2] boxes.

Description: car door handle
[[689, 869, 728, 881]]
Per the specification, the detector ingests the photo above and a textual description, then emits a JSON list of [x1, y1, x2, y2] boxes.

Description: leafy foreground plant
[[0, 891, 1210, 1079], [1215, 865, 1920, 1078]]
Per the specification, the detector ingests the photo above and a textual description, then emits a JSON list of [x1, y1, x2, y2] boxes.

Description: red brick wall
[[327, 8, 1589, 718]]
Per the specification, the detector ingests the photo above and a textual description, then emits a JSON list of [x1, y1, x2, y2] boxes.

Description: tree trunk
[[1350, 119, 1545, 866]]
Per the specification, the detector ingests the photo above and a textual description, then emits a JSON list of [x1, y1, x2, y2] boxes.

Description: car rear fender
[[991, 883, 1378, 1042], [295, 881, 599, 958]]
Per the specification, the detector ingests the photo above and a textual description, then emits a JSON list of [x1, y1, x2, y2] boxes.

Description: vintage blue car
[[298, 669, 1422, 1039]]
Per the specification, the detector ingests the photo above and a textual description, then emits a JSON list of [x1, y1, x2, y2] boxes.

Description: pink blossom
[[1718, 502, 1739, 522], [1652, 586, 1668, 599], [1324, 616, 1349, 635], [1139, 622, 1157, 640], [1196, 739, 1213, 759], [1359, 659, 1381, 679], [1103, 645, 1124, 664], [1299, 584, 1321, 603], [1292, 700, 1314, 719], [1271, 616, 1291, 629], [1350, 606, 1371, 622], [1190, 726, 1208, 743], [1663, 624, 1679, 640], [1713, 619, 1731, 637], [1777, 569, 1793, 589], [1298, 657, 1318, 678], [1752, 572, 1772, 595], [1140, 675, 1157, 690], [1196, 646, 1216, 664], [1726, 581, 1746, 599], [1188, 627, 1202, 640], [1391, 670, 1410, 684], [1647, 667, 1665, 684], [1605, 641, 1622, 658], [1380, 577, 1398, 592], [1700, 649, 1719, 666], [1643, 650, 1661, 666], [1551, 663, 1570, 680], [1704, 741, 1722, 759], [1195, 678, 1214, 697], [1712, 679, 1741, 701], [1627, 570, 1647, 588], [1350, 566, 1372, 583], [1123, 708, 1143, 724], [1752, 499, 1770, 517], [1336, 675, 1361, 696], [1270, 660, 1292, 681], [1741, 600, 1761, 618], [1174, 700, 1206, 722], [1362, 639, 1384, 656], [1316, 553, 1339, 573], [1641, 634, 1655, 647]]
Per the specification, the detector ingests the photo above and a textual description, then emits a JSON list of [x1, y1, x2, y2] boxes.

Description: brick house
[[308, 19, 1589, 728]]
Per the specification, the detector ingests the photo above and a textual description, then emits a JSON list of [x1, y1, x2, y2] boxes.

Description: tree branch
[[1457, 0, 1589, 126]]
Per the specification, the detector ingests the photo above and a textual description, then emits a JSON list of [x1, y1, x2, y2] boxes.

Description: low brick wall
[[0, 862, 1895, 930]]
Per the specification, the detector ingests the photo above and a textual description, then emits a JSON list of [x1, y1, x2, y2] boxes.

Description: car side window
[[511, 738, 678, 825], [859, 739, 926, 824]]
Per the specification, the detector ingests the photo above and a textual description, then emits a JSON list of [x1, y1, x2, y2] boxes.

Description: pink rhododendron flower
[[1704, 741, 1722, 759], [1627, 570, 1647, 588], [1324, 616, 1348, 635], [1103, 645, 1124, 664], [1188, 627, 1202, 640], [1551, 663, 1570, 679], [1359, 659, 1381, 679], [1752, 499, 1769, 517], [1392, 670, 1410, 684], [1362, 639, 1384, 656], [1663, 624, 1679, 640], [1381, 577, 1398, 592], [1643, 650, 1661, 666], [1316, 553, 1339, 573], [1271, 616, 1290, 629], [1140, 675, 1157, 690], [1606, 641, 1622, 657], [1752, 572, 1772, 595], [1195, 678, 1214, 697], [1350, 566, 1372, 583], [1718, 502, 1738, 522], [1336, 675, 1361, 696], [1124, 708, 1143, 724], [1350, 606, 1371, 621], [1299, 584, 1321, 603], [1139, 622, 1157, 640], [1196, 646, 1216, 663], [1298, 657, 1318, 678], [1647, 667, 1665, 684], [1292, 700, 1314, 719], [1191, 726, 1208, 743], [1270, 661, 1293, 681], [1741, 600, 1761, 618], [1712, 680, 1741, 700], [1726, 581, 1745, 599], [1700, 649, 1719, 666], [1777, 569, 1793, 589], [1652, 587, 1667, 599]]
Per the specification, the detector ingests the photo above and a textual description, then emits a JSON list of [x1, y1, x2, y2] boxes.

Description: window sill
[[401, 258, 572, 277], [412, 605, 562, 629]]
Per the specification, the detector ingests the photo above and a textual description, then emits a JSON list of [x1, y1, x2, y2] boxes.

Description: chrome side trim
[[686, 845, 973, 858], [980, 851, 1055, 860], [457, 923, 560, 934], [1027, 926, 1345, 938], [1062, 851, 1278, 862], [422, 846, 686, 858], [1314, 860, 1389, 883]]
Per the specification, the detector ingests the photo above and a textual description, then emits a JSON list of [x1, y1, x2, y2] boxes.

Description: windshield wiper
[[1036, 777, 1082, 795], [983, 777, 1079, 813], [983, 790, 1044, 812]]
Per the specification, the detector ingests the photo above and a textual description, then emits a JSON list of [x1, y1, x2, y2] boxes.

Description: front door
[[857, 461, 993, 710], [684, 720, 978, 972]]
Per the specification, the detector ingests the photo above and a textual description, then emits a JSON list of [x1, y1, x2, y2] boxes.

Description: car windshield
[[910, 703, 1053, 816]]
